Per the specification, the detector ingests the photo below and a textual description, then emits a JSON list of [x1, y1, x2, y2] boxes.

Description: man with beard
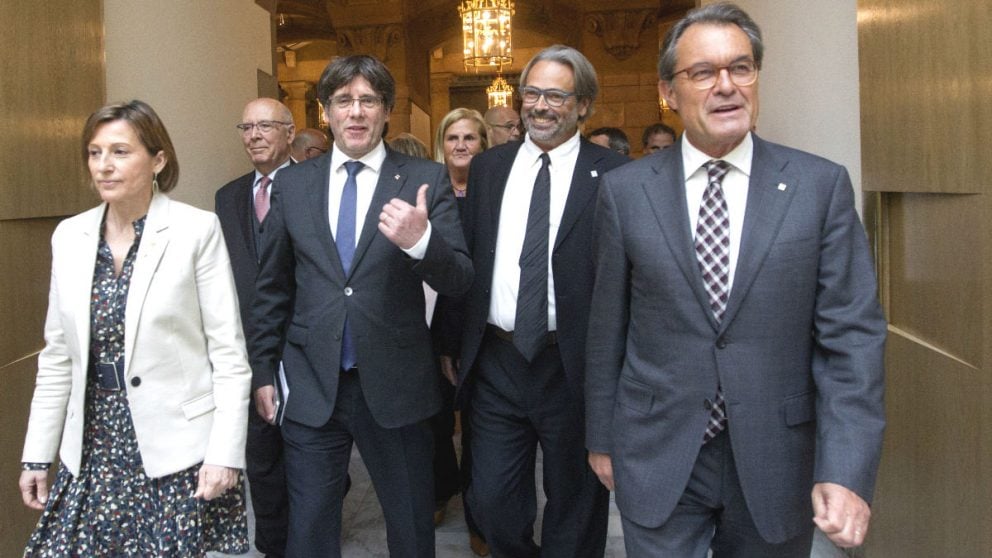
[[457, 45, 629, 557]]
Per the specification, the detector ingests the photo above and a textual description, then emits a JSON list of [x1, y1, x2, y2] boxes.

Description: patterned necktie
[[695, 159, 730, 442], [513, 152, 552, 362], [337, 161, 363, 370], [255, 176, 272, 222]]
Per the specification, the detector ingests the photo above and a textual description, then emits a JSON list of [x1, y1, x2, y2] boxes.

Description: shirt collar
[[330, 139, 387, 174], [681, 132, 754, 181], [521, 130, 582, 167], [254, 158, 292, 184]]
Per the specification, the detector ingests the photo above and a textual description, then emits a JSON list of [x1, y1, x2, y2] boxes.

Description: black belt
[[91, 357, 125, 391], [486, 324, 558, 346]]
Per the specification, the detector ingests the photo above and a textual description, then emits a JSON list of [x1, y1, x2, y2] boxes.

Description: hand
[[812, 482, 871, 548], [254, 385, 277, 424], [19, 469, 49, 510], [378, 183, 429, 250], [193, 464, 238, 501], [439, 355, 458, 386], [588, 452, 615, 491]]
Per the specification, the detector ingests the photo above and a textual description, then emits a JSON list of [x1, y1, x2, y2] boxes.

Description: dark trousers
[[468, 331, 609, 558], [246, 397, 288, 557], [281, 370, 435, 558], [431, 379, 483, 536], [621, 429, 815, 558]]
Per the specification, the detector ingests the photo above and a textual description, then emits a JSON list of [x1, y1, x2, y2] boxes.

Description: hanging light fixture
[[459, 0, 514, 72], [486, 75, 514, 108]]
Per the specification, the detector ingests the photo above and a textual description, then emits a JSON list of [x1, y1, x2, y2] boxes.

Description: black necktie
[[513, 153, 551, 362]]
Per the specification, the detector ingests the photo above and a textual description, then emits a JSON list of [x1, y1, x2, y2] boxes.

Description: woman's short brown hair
[[81, 100, 180, 192]]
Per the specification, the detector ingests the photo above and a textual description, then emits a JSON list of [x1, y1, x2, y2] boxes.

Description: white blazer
[[21, 193, 251, 478]]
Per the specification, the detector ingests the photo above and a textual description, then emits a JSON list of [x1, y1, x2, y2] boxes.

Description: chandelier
[[458, 0, 514, 72], [486, 76, 513, 108]]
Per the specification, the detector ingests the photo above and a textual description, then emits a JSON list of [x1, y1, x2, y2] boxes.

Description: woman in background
[[18, 100, 251, 557], [430, 107, 490, 556]]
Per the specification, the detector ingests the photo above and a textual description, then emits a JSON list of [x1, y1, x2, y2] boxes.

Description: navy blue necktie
[[513, 153, 551, 362], [337, 161, 363, 370]]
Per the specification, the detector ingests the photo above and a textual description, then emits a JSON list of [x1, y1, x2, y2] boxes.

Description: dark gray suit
[[250, 147, 473, 557], [586, 135, 886, 548]]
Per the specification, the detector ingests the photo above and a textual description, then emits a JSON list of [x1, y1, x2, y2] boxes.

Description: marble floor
[[217, 444, 852, 558]]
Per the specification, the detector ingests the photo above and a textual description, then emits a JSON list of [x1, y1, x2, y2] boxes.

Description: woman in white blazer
[[18, 100, 251, 556]]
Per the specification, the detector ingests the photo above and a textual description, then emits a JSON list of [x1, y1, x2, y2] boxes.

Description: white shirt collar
[[330, 139, 387, 174], [681, 132, 754, 180], [521, 130, 582, 166]]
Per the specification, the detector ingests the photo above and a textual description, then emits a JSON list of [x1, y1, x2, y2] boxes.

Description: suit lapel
[[236, 174, 256, 257], [304, 155, 345, 278], [554, 140, 599, 250], [74, 206, 104, 363], [487, 143, 521, 242], [350, 152, 404, 275], [720, 136, 797, 329], [124, 193, 171, 373], [642, 145, 717, 328]]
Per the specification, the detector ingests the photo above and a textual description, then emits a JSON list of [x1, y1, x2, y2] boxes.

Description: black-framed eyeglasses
[[329, 95, 383, 110], [518, 86, 578, 107], [236, 120, 292, 135], [671, 59, 758, 90], [487, 120, 521, 132], [305, 146, 327, 156]]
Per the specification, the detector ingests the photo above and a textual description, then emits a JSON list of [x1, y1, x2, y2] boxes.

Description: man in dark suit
[[458, 45, 628, 557], [585, 4, 887, 556], [249, 55, 473, 558], [215, 97, 295, 558]]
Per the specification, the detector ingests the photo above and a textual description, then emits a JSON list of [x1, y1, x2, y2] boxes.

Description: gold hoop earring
[[152, 172, 160, 192]]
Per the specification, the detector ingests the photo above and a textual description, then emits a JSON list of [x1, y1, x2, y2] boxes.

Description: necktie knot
[[539, 152, 550, 169], [344, 160, 364, 178], [704, 159, 730, 184]]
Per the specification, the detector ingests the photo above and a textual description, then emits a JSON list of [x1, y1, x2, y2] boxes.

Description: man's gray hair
[[658, 2, 763, 83], [520, 45, 598, 122]]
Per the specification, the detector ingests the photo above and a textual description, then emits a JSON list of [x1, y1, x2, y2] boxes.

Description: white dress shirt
[[488, 131, 581, 332], [326, 140, 430, 260], [681, 132, 753, 291]]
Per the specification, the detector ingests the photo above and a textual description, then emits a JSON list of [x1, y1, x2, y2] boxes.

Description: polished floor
[[216, 443, 851, 558]]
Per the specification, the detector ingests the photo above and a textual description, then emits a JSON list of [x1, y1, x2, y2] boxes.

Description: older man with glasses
[[483, 105, 522, 146], [214, 97, 296, 558], [291, 127, 330, 162]]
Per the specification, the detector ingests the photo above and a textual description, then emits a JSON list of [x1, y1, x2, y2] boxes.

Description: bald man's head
[[292, 128, 330, 161], [484, 105, 522, 146], [240, 98, 295, 174]]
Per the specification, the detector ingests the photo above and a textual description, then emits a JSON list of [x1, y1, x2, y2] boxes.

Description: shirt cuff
[[401, 221, 432, 260]]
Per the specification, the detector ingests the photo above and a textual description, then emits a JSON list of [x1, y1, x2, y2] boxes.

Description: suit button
[[344, 287, 353, 296], [130, 377, 142, 387], [716, 338, 727, 349]]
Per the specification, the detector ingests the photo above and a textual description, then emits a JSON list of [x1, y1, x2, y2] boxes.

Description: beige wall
[[703, 0, 864, 210], [104, 0, 273, 210]]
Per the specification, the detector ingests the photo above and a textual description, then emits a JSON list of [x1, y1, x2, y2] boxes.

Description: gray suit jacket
[[585, 135, 886, 543], [249, 148, 473, 429]]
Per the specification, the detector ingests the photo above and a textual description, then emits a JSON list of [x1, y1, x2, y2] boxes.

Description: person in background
[[430, 107, 490, 556], [389, 132, 431, 160], [19, 100, 251, 557], [588, 126, 631, 156], [586, 4, 886, 556], [291, 127, 329, 161], [215, 97, 296, 558], [641, 122, 677, 154], [483, 105, 522, 146]]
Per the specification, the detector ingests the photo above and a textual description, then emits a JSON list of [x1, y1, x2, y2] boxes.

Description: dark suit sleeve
[[811, 166, 887, 503], [247, 179, 295, 392], [412, 165, 473, 297], [585, 171, 632, 455]]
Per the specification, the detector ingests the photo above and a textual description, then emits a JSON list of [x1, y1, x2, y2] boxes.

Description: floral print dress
[[24, 216, 248, 557]]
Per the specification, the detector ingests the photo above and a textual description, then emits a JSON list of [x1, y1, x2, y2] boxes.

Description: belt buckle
[[95, 361, 122, 391]]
